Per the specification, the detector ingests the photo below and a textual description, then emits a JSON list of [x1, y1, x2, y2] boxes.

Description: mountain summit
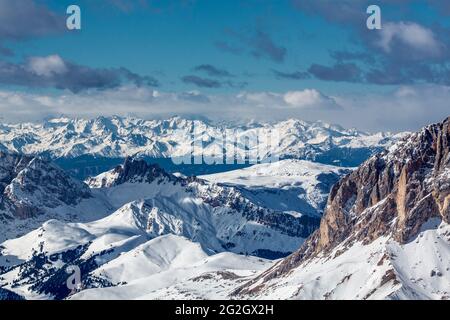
[[86, 157, 174, 188], [235, 116, 450, 300]]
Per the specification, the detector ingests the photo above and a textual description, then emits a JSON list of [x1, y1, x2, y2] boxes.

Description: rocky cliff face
[[0, 152, 33, 194], [0, 152, 91, 220], [235, 117, 450, 295]]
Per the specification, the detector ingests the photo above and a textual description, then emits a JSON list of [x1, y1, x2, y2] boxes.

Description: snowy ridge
[[69, 235, 272, 300], [0, 203, 274, 300], [82, 158, 338, 256], [201, 160, 350, 217], [0, 116, 404, 166], [0, 157, 344, 257]]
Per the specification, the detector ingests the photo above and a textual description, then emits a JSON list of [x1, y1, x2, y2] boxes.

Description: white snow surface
[[0, 211, 273, 300], [201, 160, 350, 217], [69, 235, 272, 300], [2, 217, 447, 300], [239, 219, 450, 300]]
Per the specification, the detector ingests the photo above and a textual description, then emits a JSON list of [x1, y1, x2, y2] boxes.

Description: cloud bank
[[0, 55, 159, 93], [288, 0, 450, 87], [0, 85, 449, 132]]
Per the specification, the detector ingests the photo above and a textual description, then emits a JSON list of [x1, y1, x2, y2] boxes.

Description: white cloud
[[236, 89, 339, 110], [27, 55, 68, 77], [0, 85, 449, 132], [377, 22, 444, 58], [394, 86, 417, 98], [334, 85, 450, 132], [236, 91, 282, 106], [283, 89, 334, 108]]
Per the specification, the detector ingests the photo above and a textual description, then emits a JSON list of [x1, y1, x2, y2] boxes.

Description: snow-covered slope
[[234, 116, 450, 300], [84, 158, 328, 257], [1, 117, 446, 300], [88, 220, 448, 300], [69, 235, 272, 300], [1, 155, 336, 257], [0, 207, 273, 300], [233, 221, 449, 300], [0, 155, 352, 300], [201, 160, 350, 217], [0, 116, 403, 167]]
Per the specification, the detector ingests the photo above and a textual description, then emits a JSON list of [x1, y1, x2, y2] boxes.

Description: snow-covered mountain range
[[68, 117, 450, 300], [0, 116, 448, 300], [0, 157, 346, 299], [0, 116, 404, 179]]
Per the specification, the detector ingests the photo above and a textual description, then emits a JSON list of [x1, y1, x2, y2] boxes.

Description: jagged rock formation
[[0, 152, 91, 220], [0, 152, 107, 243], [85, 156, 176, 188], [0, 152, 33, 194], [234, 117, 450, 299]]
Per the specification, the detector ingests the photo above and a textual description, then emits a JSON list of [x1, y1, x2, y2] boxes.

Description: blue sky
[[8, 0, 357, 93], [1, 0, 450, 131]]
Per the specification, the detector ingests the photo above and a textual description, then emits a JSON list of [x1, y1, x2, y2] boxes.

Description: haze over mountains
[[0, 116, 448, 300]]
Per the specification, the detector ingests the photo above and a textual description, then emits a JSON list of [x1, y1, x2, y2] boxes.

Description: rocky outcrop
[[316, 116, 450, 250], [0, 152, 33, 194], [86, 157, 176, 188], [0, 152, 91, 219], [236, 116, 450, 290]]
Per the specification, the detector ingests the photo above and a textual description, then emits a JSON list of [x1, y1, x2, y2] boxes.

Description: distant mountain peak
[[86, 157, 175, 188], [0, 116, 403, 168]]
